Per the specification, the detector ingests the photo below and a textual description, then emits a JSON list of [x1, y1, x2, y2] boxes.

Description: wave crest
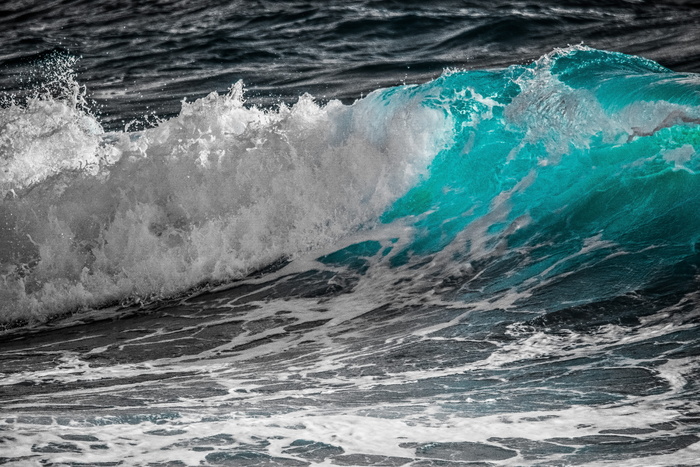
[[0, 79, 449, 323]]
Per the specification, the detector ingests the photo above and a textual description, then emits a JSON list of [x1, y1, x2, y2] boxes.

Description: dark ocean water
[[1, 1, 700, 466], [3, 0, 700, 129]]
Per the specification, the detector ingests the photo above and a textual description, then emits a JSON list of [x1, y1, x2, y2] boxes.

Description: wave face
[[378, 46, 700, 309], [2, 46, 699, 324]]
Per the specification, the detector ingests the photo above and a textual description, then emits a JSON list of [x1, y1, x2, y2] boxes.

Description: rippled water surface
[[2, 0, 700, 128], [1, 2, 700, 466]]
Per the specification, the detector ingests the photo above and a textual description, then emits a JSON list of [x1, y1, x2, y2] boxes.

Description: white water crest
[[0, 80, 450, 324]]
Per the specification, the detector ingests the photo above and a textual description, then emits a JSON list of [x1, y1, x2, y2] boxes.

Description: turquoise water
[[331, 47, 700, 308]]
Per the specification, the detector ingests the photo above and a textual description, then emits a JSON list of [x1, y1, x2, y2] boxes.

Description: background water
[[1, 1, 700, 466], [2, 0, 700, 130]]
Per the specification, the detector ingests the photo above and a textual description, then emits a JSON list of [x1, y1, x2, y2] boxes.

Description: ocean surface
[[1, 1, 700, 465]]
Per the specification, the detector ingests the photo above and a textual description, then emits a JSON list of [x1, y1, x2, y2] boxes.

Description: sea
[[1, 1, 700, 466]]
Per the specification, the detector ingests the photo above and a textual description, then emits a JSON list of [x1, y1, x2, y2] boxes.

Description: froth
[[0, 81, 449, 323]]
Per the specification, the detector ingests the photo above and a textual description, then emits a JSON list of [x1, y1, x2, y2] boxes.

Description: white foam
[[0, 97, 103, 196], [0, 81, 450, 323]]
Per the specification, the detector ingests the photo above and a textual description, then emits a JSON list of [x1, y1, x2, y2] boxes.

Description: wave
[[0, 75, 448, 323], [377, 46, 700, 309], [1, 45, 699, 325]]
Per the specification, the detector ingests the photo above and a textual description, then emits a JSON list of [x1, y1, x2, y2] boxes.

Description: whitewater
[[1, 1, 700, 466], [0, 71, 447, 323]]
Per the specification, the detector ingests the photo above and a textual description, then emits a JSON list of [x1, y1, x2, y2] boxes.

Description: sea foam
[[0, 79, 449, 323]]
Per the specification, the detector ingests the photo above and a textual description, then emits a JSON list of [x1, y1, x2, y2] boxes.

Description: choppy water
[[3, 0, 700, 129], [1, 2, 700, 466]]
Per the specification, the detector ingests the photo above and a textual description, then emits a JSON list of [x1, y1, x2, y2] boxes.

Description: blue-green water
[[325, 47, 700, 310]]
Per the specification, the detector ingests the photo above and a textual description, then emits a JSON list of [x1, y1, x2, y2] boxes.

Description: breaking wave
[[2, 46, 699, 324]]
